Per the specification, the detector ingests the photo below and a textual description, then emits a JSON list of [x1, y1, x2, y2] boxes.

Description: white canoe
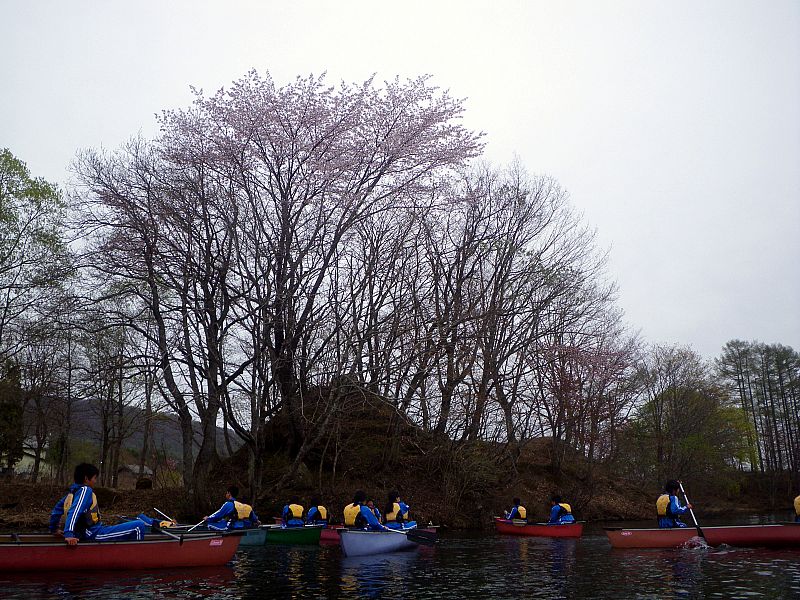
[[339, 529, 418, 557]]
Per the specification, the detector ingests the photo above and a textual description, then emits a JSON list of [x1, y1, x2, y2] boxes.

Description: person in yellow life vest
[[504, 497, 527, 522], [384, 490, 417, 530], [204, 485, 260, 530], [343, 490, 382, 530], [657, 480, 691, 528], [282, 496, 305, 527], [794, 493, 800, 523], [306, 498, 328, 526], [49, 463, 148, 544], [548, 495, 576, 524]]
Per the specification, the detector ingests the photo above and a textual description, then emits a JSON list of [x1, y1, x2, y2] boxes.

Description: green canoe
[[262, 525, 323, 545]]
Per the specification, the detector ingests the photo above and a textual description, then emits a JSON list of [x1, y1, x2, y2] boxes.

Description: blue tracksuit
[[385, 502, 417, 529], [282, 504, 305, 527], [207, 499, 259, 531], [658, 495, 690, 528], [359, 505, 383, 531], [306, 506, 327, 525], [506, 506, 525, 520], [548, 504, 576, 524], [50, 483, 147, 541]]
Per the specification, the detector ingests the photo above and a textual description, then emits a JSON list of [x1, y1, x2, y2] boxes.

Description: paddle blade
[[405, 529, 437, 546]]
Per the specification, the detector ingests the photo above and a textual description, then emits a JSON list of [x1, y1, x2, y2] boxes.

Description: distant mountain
[[26, 398, 238, 462]]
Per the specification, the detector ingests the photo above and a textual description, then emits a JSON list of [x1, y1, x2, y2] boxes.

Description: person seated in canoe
[[282, 496, 305, 527], [49, 463, 149, 545], [203, 485, 260, 531], [504, 498, 527, 522], [548, 495, 576, 524], [367, 499, 382, 523], [656, 480, 692, 528], [343, 490, 383, 530], [306, 498, 328, 526], [384, 491, 417, 529], [794, 493, 800, 523]]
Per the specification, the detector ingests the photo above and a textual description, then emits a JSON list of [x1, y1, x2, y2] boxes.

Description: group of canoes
[[496, 479, 800, 549], [2, 465, 799, 572], [0, 463, 438, 570]]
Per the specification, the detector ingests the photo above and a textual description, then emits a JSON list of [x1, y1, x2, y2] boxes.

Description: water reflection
[[340, 550, 418, 598], [2, 531, 799, 599], [0, 565, 235, 599]]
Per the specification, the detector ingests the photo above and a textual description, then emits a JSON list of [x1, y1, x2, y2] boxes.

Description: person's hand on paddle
[[52, 529, 64, 537], [65, 537, 79, 546]]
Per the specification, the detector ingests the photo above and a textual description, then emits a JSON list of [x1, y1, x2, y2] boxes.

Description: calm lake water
[[3, 520, 799, 599]]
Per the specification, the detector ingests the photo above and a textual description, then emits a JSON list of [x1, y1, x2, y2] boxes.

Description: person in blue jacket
[[343, 490, 383, 530], [203, 486, 260, 531], [656, 480, 692, 528], [504, 498, 527, 521], [50, 463, 148, 545], [282, 496, 305, 527], [548, 495, 576, 524], [306, 498, 328, 526], [384, 491, 417, 529]]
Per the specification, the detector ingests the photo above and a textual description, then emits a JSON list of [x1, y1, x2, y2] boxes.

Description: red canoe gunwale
[[494, 517, 584, 538], [0, 533, 241, 571], [605, 524, 800, 549]]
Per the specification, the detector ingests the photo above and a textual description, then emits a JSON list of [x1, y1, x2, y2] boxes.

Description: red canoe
[[494, 517, 584, 538], [320, 526, 345, 542], [605, 524, 800, 549], [0, 533, 241, 571]]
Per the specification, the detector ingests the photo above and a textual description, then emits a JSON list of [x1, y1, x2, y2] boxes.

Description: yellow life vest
[[656, 494, 672, 517], [558, 503, 572, 515], [515, 506, 527, 519], [287, 503, 304, 519], [315, 505, 328, 520], [794, 495, 800, 516], [63, 490, 100, 530], [343, 503, 361, 527], [234, 501, 254, 520], [386, 502, 402, 522]]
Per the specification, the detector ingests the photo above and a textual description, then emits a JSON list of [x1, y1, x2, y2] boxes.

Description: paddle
[[383, 526, 437, 546], [153, 507, 178, 524], [187, 519, 207, 532], [678, 481, 706, 541]]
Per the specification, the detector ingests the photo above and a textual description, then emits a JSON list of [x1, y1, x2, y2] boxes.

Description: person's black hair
[[664, 480, 680, 494], [388, 490, 400, 503], [352, 490, 366, 504], [310, 497, 320, 507], [290, 495, 300, 504], [74, 463, 99, 484], [227, 485, 239, 498], [551, 495, 562, 504], [512, 497, 521, 505]]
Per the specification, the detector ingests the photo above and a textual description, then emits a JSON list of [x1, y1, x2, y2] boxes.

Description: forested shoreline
[[1, 72, 797, 515]]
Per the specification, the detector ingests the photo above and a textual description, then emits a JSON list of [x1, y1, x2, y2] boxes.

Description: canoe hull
[[0, 534, 240, 571], [494, 517, 583, 538], [238, 529, 267, 546], [320, 526, 344, 543], [263, 525, 323, 545], [339, 530, 418, 557], [605, 524, 800, 549]]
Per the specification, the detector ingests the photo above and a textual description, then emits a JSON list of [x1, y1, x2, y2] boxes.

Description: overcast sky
[[2, 0, 798, 358]]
